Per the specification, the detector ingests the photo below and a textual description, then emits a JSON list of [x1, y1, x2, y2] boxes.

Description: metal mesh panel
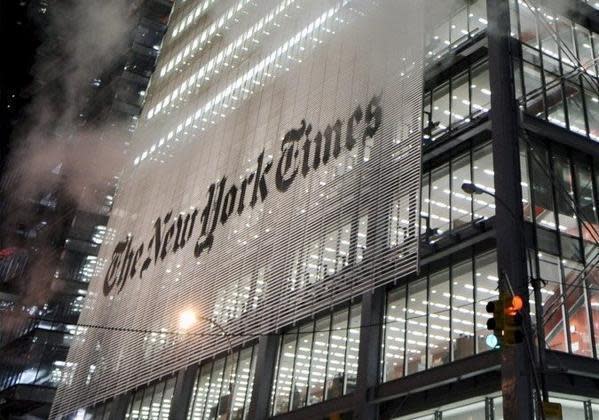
[[51, 0, 424, 416]]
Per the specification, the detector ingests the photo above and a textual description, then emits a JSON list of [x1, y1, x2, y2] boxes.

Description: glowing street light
[[178, 309, 198, 330]]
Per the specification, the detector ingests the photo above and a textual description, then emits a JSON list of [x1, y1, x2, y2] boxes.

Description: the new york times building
[[52, 0, 599, 418]]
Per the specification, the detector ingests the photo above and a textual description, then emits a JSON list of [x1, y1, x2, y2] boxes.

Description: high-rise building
[[51, 0, 599, 419], [0, 0, 173, 417]]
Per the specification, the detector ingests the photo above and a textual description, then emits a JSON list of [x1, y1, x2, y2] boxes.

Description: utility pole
[[486, 0, 534, 418]]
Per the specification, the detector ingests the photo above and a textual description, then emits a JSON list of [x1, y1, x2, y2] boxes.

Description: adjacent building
[[0, 0, 173, 417], [51, 0, 599, 419]]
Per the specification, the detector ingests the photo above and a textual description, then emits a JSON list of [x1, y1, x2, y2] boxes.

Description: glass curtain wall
[[423, 60, 491, 142], [270, 303, 361, 416], [187, 346, 257, 420], [124, 375, 177, 420], [425, 0, 487, 63], [511, 0, 599, 141], [382, 250, 498, 382], [420, 141, 495, 235], [522, 138, 599, 359]]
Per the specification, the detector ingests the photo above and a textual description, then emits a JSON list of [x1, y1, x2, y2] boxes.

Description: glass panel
[[217, 352, 240, 419], [129, 390, 144, 420], [518, 1, 539, 47], [272, 329, 297, 415], [553, 153, 580, 238], [584, 88, 599, 141], [431, 83, 450, 139], [406, 280, 428, 374], [229, 349, 252, 420], [428, 269, 450, 368], [384, 287, 406, 381], [472, 143, 494, 220], [470, 62, 491, 115], [469, 0, 487, 35], [521, 144, 533, 222], [474, 251, 499, 353], [563, 260, 593, 357], [140, 385, 154, 420], [451, 153, 473, 229], [150, 381, 165, 420], [420, 173, 431, 236], [540, 253, 568, 352], [291, 323, 313, 410], [450, 6, 469, 46], [356, 216, 368, 263], [442, 400, 486, 419], [189, 365, 212, 420], [205, 358, 226, 419], [429, 164, 451, 233], [242, 348, 256, 420], [160, 377, 175, 419], [565, 81, 587, 136], [452, 258, 475, 360], [307, 316, 330, 405], [522, 62, 544, 117], [451, 71, 471, 129], [551, 397, 586, 420], [325, 309, 348, 400], [344, 303, 361, 393], [530, 143, 557, 231], [575, 24, 596, 76]]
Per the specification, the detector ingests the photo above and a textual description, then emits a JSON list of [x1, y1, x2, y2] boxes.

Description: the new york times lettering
[[103, 94, 382, 296]]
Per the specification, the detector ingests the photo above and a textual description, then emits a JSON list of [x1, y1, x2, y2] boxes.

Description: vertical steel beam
[[168, 365, 199, 420], [354, 288, 385, 419], [247, 334, 279, 420], [486, 0, 534, 418]]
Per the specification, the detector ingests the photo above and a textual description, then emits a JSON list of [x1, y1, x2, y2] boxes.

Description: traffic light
[[485, 294, 525, 347], [504, 295, 524, 345], [486, 297, 505, 348]]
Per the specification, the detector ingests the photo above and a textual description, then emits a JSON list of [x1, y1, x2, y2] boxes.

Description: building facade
[[52, 0, 599, 419]]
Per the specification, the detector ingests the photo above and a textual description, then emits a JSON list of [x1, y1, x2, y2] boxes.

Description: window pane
[[469, 0, 487, 35], [384, 288, 407, 381], [429, 164, 450, 233], [307, 317, 330, 405], [230, 348, 252, 420], [451, 153, 473, 229], [452, 258, 475, 360], [563, 260, 593, 357], [565, 81, 587, 136], [450, 6, 469, 46], [521, 144, 533, 222], [291, 323, 313, 410], [431, 83, 450, 139], [553, 153, 580, 238], [325, 309, 349, 400], [472, 143, 495, 220], [575, 24, 596, 76], [205, 358, 226, 420], [272, 330, 297, 415], [160, 377, 175, 419], [540, 254, 568, 352], [522, 62, 544, 117], [518, 1, 539, 47], [584, 88, 599, 141], [530, 143, 557, 231], [406, 280, 428, 374], [189, 365, 212, 420], [344, 303, 361, 393], [150, 380, 165, 420], [451, 72, 470, 129], [470, 62, 491, 115], [428, 269, 450, 368]]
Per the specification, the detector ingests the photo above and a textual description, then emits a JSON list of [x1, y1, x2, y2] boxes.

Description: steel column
[[486, 0, 534, 418], [168, 365, 198, 420], [247, 333, 279, 420]]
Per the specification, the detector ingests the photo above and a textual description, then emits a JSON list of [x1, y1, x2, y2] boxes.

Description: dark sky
[[0, 0, 39, 172]]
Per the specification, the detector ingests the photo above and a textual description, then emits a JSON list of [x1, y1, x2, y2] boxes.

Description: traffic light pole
[[486, 0, 535, 418]]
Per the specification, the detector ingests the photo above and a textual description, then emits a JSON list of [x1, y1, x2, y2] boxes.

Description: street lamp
[[461, 181, 549, 403], [177, 309, 233, 354]]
